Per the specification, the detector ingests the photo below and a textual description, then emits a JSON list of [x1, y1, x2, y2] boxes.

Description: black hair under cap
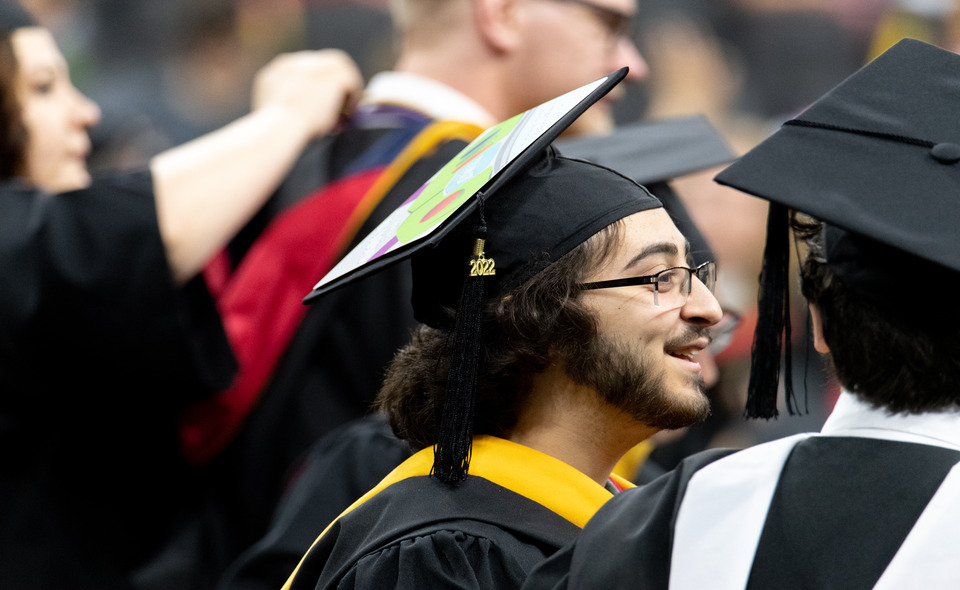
[[0, 1, 36, 37], [715, 38, 960, 418]]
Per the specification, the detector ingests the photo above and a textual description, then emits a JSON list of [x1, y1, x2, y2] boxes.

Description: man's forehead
[[631, 206, 683, 238], [615, 208, 689, 265]]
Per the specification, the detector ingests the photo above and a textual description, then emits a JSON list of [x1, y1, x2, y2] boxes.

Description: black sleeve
[[0, 170, 235, 403], [517, 542, 573, 590], [0, 172, 238, 580]]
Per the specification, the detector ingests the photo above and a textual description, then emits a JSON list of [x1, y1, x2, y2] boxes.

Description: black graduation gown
[[0, 171, 235, 589], [283, 436, 631, 590], [522, 398, 960, 590]]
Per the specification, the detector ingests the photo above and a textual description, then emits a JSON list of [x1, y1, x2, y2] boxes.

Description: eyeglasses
[[545, 0, 635, 44], [579, 261, 717, 308]]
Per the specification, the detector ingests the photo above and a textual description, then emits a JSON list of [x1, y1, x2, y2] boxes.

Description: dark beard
[[563, 329, 711, 430]]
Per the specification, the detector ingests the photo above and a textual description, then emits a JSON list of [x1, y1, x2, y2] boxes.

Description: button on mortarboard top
[[931, 142, 960, 164]]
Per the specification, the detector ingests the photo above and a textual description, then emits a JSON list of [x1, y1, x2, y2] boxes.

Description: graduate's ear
[[809, 303, 830, 354], [474, 0, 523, 53]]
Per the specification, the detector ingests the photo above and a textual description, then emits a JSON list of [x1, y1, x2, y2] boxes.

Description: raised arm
[[150, 49, 362, 284]]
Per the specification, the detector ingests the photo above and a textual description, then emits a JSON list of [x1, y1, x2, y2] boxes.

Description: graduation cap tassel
[[745, 202, 794, 418], [433, 203, 494, 487]]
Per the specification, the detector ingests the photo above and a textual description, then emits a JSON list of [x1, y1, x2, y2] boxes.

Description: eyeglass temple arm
[[579, 276, 658, 290]]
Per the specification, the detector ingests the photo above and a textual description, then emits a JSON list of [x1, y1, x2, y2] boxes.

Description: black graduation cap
[[556, 115, 737, 266], [0, 1, 36, 35], [714, 38, 960, 418], [305, 68, 665, 485]]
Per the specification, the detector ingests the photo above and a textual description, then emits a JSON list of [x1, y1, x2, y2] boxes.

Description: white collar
[[820, 391, 960, 451], [361, 71, 496, 128]]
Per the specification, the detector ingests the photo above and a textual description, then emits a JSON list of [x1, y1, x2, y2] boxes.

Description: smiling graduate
[[282, 75, 723, 590]]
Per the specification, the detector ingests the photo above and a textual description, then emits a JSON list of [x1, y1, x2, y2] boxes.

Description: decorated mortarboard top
[[0, 1, 36, 36], [557, 114, 737, 265], [713, 38, 960, 418], [304, 67, 628, 304]]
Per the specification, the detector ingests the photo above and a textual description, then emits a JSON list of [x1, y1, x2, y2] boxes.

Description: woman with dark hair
[[0, 2, 361, 588]]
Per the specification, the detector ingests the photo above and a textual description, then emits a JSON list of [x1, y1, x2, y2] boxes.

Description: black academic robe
[[522, 393, 960, 590], [283, 436, 633, 590], [0, 171, 235, 589]]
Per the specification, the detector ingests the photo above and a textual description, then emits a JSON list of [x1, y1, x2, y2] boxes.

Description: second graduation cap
[[305, 70, 664, 485], [714, 38, 960, 418], [556, 114, 736, 187]]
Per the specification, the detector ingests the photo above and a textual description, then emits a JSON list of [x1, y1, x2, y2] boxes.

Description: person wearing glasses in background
[[188, 0, 650, 564]]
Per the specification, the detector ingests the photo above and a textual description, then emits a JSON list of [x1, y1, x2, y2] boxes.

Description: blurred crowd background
[[23, 0, 960, 169], [21, 0, 960, 459]]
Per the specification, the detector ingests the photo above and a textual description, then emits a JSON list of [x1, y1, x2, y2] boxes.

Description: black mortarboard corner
[[715, 39, 960, 418], [306, 68, 664, 485], [0, 1, 35, 37], [557, 114, 737, 266]]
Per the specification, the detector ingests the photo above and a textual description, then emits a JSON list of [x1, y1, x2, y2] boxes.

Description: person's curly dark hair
[[792, 212, 960, 414], [0, 36, 27, 181], [376, 221, 622, 449]]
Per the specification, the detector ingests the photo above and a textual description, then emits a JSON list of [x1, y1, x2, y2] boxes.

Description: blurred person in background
[[0, 1, 361, 587]]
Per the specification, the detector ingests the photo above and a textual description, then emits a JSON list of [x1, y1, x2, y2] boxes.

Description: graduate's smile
[[665, 338, 708, 372]]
